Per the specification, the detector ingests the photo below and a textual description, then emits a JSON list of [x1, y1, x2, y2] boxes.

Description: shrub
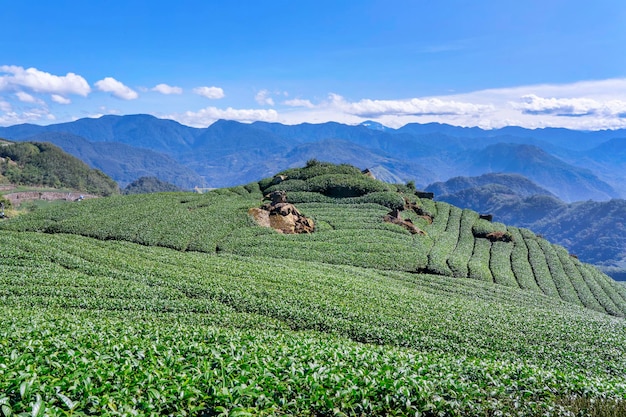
[[278, 163, 364, 181], [352, 192, 405, 210], [472, 220, 508, 239], [265, 179, 310, 194], [307, 174, 391, 197]]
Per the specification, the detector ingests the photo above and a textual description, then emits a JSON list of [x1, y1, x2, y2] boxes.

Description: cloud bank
[[2, 63, 626, 131], [514, 94, 626, 118], [169, 107, 278, 127]]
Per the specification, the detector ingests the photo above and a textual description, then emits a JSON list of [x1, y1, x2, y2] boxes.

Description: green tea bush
[[468, 238, 493, 282], [555, 246, 605, 313], [287, 191, 404, 210], [283, 191, 330, 204], [447, 210, 478, 278], [264, 179, 310, 193], [426, 206, 462, 277], [490, 241, 518, 288], [579, 264, 623, 316], [526, 239, 561, 298], [243, 181, 262, 195], [351, 191, 405, 210], [584, 264, 626, 316], [507, 227, 542, 293], [277, 163, 363, 181], [537, 238, 582, 305], [306, 174, 392, 197], [472, 219, 508, 238]]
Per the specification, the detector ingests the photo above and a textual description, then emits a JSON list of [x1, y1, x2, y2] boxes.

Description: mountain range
[[1, 114, 625, 278], [1, 114, 625, 202]]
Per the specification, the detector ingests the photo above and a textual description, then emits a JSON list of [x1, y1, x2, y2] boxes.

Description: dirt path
[[3, 191, 98, 207]]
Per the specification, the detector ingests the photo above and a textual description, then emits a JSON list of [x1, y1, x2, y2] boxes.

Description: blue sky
[[2, 0, 626, 129]]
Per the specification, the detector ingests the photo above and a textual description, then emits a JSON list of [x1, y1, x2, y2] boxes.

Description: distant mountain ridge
[[1, 115, 625, 201]]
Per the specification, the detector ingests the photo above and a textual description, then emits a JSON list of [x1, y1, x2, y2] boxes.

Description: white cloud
[[329, 93, 494, 117], [193, 86, 225, 99], [152, 83, 183, 95], [167, 106, 278, 127], [255, 89, 275, 106], [0, 99, 11, 112], [15, 91, 42, 104], [0, 107, 55, 126], [51, 94, 71, 104], [283, 98, 315, 108], [513, 94, 626, 118], [95, 77, 139, 100], [0, 65, 90, 96]]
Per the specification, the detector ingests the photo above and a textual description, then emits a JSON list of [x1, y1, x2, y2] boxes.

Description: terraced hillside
[[4, 162, 625, 317], [1, 162, 625, 416]]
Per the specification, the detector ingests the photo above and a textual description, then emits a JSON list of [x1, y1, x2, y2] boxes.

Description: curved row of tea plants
[[1, 230, 626, 415]]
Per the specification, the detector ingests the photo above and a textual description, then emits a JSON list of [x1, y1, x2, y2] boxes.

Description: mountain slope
[[23, 132, 205, 188], [464, 143, 618, 202], [0, 114, 200, 153], [3, 161, 624, 316], [1, 115, 625, 200], [426, 172, 556, 198], [0, 140, 119, 195], [1, 162, 625, 416], [429, 174, 626, 280]]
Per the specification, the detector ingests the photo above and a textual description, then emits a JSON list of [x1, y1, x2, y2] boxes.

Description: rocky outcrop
[[249, 191, 315, 234], [383, 208, 426, 235], [403, 198, 433, 224]]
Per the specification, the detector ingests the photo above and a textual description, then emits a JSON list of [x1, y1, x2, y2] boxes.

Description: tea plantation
[[1, 162, 625, 416]]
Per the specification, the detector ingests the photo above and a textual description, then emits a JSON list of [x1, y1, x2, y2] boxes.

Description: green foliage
[[0, 231, 626, 416], [123, 176, 181, 194], [1, 162, 626, 416], [264, 178, 309, 193], [507, 227, 542, 293], [306, 173, 392, 197], [447, 209, 478, 277], [3, 163, 625, 318], [472, 219, 508, 238], [275, 162, 363, 183], [490, 241, 517, 288], [0, 142, 119, 196], [0, 196, 11, 210], [426, 205, 461, 276]]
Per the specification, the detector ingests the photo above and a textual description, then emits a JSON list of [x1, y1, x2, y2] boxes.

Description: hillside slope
[[429, 174, 626, 280], [0, 140, 118, 196], [3, 162, 624, 317], [1, 162, 625, 416], [22, 132, 205, 189], [463, 143, 618, 202]]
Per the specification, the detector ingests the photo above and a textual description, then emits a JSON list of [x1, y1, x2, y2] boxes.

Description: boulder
[[250, 192, 314, 234], [383, 209, 426, 235]]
